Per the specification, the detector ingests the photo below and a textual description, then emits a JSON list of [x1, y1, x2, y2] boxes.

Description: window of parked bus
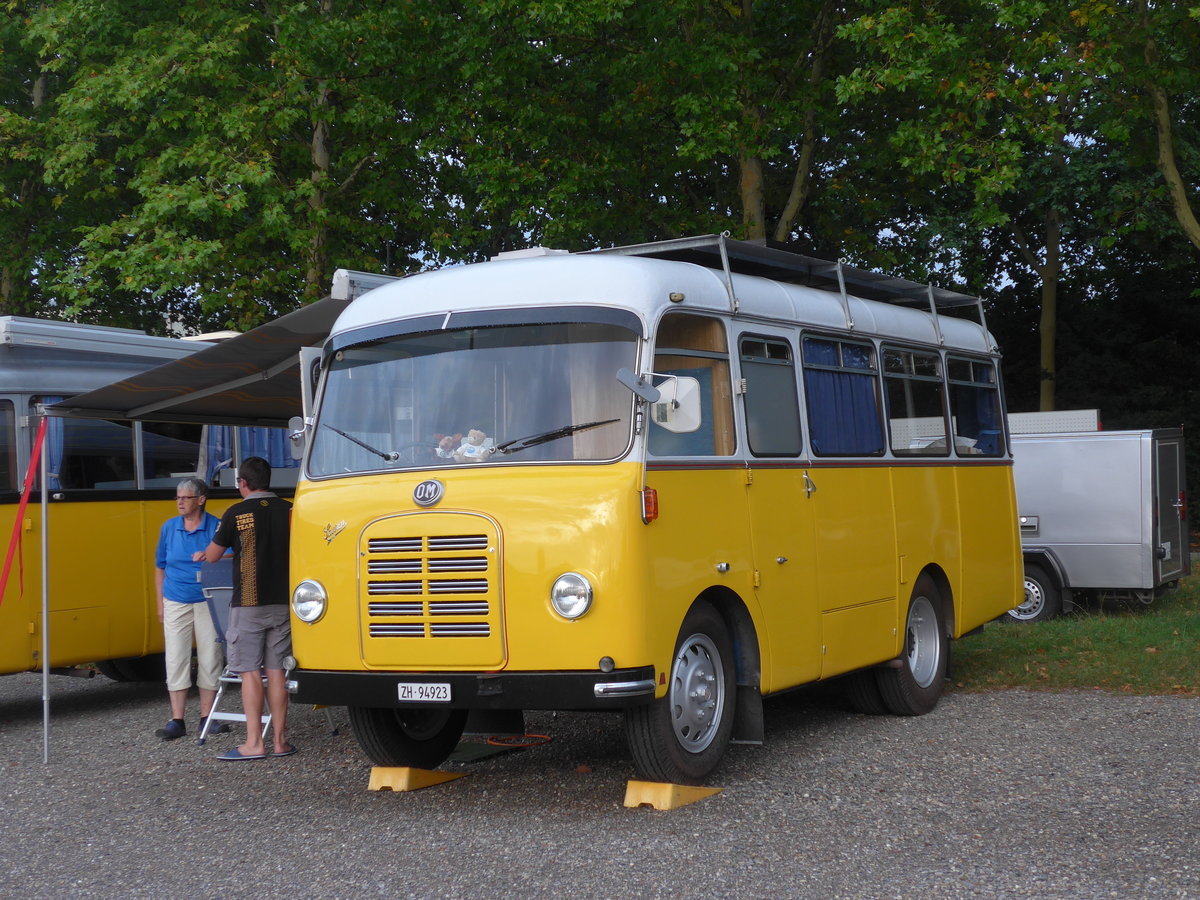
[[882, 347, 948, 456], [740, 336, 802, 457], [0, 401, 14, 490], [948, 357, 1004, 456], [650, 314, 735, 457], [801, 336, 884, 456], [141, 421, 205, 487], [37, 398, 136, 490]]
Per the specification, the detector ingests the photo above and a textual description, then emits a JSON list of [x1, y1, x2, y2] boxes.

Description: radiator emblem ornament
[[323, 520, 347, 544], [413, 479, 445, 508]]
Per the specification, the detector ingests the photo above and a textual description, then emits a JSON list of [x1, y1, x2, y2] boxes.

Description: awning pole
[[39, 421, 50, 763]]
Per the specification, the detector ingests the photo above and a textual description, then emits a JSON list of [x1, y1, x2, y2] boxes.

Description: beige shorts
[[225, 606, 292, 673]]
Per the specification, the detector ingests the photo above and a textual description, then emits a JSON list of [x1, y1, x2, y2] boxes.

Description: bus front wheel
[[876, 577, 948, 717], [625, 601, 736, 785], [347, 705, 468, 769]]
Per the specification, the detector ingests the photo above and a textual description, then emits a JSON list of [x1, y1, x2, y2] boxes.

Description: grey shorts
[[226, 605, 292, 673]]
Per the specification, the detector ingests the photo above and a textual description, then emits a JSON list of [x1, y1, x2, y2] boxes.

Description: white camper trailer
[[1007, 418, 1190, 621]]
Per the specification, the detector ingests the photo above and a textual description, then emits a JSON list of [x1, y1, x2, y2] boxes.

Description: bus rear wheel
[[347, 705, 468, 769], [95, 653, 166, 683], [877, 577, 948, 716], [625, 601, 736, 785]]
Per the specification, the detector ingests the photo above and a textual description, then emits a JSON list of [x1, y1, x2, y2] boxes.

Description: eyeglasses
[[175, 495, 199, 501]]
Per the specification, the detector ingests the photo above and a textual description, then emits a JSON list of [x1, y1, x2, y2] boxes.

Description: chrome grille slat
[[427, 579, 488, 594], [367, 581, 422, 595], [430, 623, 490, 636], [428, 535, 488, 551], [368, 538, 423, 552], [369, 623, 425, 637], [368, 601, 423, 616], [368, 559, 423, 574], [429, 601, 489, 615], [426, 557, 488, 572]]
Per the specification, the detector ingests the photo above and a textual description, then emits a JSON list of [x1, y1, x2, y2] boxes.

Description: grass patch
[[950, 572, 1200, 696]]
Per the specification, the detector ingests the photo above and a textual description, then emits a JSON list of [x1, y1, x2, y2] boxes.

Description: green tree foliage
[[0, 2, 1197, 507]]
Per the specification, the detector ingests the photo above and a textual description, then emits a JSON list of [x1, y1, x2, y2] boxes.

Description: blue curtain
[[804, 370, 884, 456], [203, 425, 296, 485], [42, 396, 64, 490]]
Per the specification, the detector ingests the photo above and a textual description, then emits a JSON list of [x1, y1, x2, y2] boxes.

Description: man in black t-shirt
[[196, 457, 294, 761]]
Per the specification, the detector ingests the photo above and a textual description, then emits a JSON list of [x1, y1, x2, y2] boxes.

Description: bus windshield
[[308, 321, 639, 476]]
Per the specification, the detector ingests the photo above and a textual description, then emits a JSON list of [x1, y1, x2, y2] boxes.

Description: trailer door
[[1154, 434, 1187, 583]]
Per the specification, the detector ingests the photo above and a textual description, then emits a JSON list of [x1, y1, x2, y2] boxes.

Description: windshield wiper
[[494, 419, 620, 455], [323, 423, 399, 462]]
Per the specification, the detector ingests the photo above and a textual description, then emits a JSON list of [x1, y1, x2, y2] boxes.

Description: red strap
[[0, 417, 47, 609]]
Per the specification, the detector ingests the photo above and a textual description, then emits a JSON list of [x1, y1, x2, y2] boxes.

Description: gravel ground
[[1, 671, 1197, 900]]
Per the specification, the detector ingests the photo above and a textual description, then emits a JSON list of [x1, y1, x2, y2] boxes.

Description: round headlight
[[292, 579, 327, 623], [550, 572, 593, 620]]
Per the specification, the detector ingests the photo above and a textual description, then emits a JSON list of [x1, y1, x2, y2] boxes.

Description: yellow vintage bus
[[287, 236, 1022, 784], [0, 317, 293, 681]]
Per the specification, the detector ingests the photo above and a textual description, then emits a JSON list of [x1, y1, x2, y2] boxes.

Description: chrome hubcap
[[670, 633, 725, 753]]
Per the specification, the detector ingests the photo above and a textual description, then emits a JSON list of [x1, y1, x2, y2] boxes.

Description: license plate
[[397, 682, 451, 703]]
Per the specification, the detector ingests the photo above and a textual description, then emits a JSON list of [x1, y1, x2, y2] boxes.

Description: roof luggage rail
[[588, 234, 989, 339]]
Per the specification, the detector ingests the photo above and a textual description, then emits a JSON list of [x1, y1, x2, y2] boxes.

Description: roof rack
[[588, 234, 989, 343]]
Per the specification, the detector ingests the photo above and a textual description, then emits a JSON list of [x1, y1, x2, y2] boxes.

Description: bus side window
[[801, 337, 885, 456], [37, 398, 136, 490], [142, 421, 205, 488], [0, 401, 15, 491], [882, 347, 949, 456], [650, 314, 734, 457], [740, 336, 802, 457], [948, 357, 1004, 456]]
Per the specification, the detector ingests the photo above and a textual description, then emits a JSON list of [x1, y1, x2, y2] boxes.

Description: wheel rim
[[905, 595, 941, 688], [669, 632, 725, 753], [1009, 577, 1045, 620]]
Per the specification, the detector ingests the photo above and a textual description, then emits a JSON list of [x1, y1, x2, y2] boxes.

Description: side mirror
[[288, 415, 306, 460], [650, 376, 701, 433]]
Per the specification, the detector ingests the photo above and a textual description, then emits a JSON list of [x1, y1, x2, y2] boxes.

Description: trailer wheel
[[1006, 564, 1061, 623], [347, 705, 467, 769], [876, 577, 948, 716], [625, 601, 736, 785]]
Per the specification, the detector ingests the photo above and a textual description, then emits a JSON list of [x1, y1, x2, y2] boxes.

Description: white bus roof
[[333, 235, 996, 356]]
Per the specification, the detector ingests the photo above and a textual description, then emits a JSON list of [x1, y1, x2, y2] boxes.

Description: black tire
[[1005, 564, 1062, 623], [95, 653, 166, 683], [843, 669, 890, 715], [347, 705, 467, 769], [624, 601, 736, 785], [876, 576, 948, 716]]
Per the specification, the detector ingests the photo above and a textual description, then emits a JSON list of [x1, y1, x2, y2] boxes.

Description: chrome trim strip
[[593, 679, 657, 698]]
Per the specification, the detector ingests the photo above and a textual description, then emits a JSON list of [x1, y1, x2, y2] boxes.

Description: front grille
[[362, 526, 497, 649]]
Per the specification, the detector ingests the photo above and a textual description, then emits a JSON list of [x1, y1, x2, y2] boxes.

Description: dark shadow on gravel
[[0, 672, 160, 723]]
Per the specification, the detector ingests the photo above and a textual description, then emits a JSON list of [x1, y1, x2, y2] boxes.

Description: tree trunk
[[773, 0, 837, 242], [1149, 84, 1200, 252], [739, 153, 766, 239], [305, 82, 331, 302], [1, 71, 48, 314], [1037, 210, 1061, 411]]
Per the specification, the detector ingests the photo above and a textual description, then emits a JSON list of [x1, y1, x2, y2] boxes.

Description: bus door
[[798, 335, 899, 678], [736, 331, 820, 689]]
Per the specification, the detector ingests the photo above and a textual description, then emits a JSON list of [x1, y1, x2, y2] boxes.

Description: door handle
[[804, 471, 817, 499]]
